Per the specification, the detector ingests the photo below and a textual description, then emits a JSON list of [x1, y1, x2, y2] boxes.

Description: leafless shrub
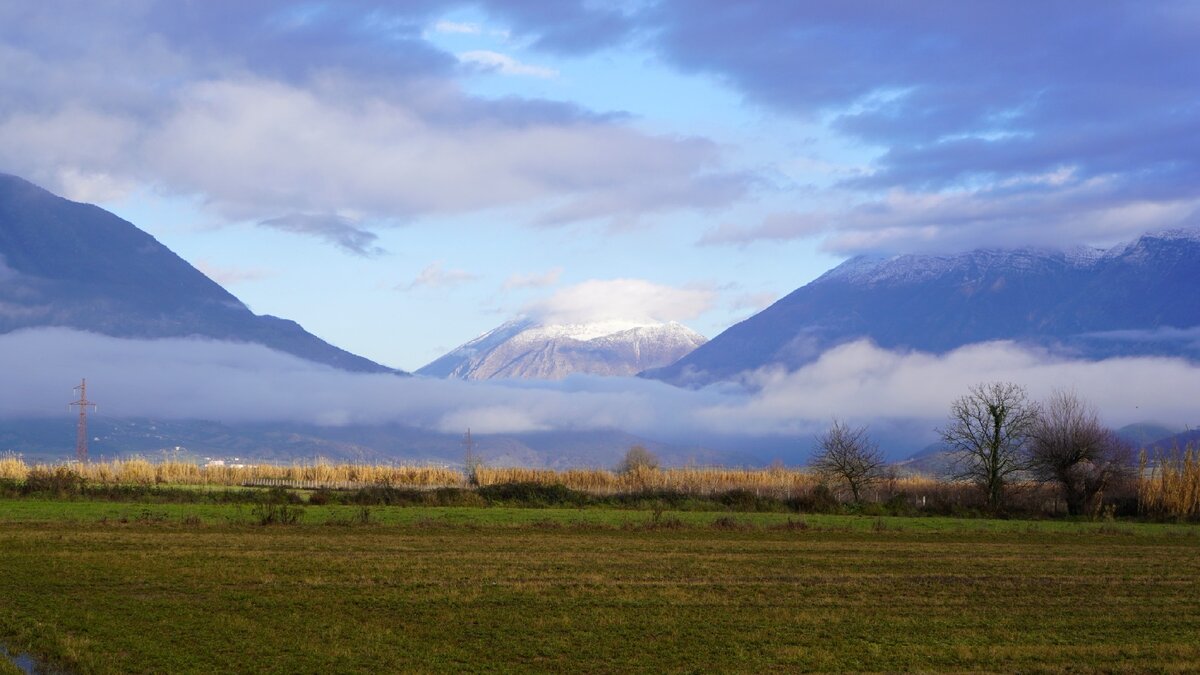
[[616, 445, 660, 474], [810, 419, 885, 502], [1027, 389, 1133, 516]]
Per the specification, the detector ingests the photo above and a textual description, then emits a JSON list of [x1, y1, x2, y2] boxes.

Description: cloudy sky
[[2, 1, 1196, 370]]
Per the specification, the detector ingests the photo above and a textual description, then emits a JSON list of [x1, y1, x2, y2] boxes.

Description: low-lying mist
[[2, 328, 1197, 461]]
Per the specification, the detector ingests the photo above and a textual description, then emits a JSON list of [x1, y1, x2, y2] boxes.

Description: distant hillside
[[1115, 423, 1185, 450], [0, 173, 398, 374], [0, 417, 740, 468], [1144, 429, 1200, 453], [646, 231, 1200, 386], [895, 421, 1184, 477]]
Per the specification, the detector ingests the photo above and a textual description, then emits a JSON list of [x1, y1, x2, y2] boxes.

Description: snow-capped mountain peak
[[512, 320, 659, 343], [418, 318, 707, 380]]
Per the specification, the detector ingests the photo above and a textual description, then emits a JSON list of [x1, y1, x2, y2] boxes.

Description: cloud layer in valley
[[4, 329, 1197, 461]]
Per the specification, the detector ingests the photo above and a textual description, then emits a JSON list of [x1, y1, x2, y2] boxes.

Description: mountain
[[0, 417, 741, 468], [1143, 429, 1200, 453], [1115, 422, 1185, 450], [646, 231, 1200, 387], [0, 173, 397, 373], [418, 318, 707, 380]]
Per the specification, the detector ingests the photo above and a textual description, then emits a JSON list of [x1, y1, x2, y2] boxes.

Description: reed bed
[[0, 454, 465, 488], [0, 454, 1118, 515], [475, 465, 943, 499], [0, 453, 26, 481], [1139, 445, 1200, 520], [3, 455, 942, 498]]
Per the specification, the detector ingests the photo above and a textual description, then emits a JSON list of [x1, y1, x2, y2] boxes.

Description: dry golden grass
[[0, 455, 465, 488], [0, 453, 1131, 518], [1139, 445, 1200, 520], [0, 454, 951, 497], [476, 465, 942, 498], [0, 452, 25, 481]]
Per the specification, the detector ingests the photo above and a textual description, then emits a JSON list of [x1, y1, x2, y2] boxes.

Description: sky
[[1, 1, 1198, 372]]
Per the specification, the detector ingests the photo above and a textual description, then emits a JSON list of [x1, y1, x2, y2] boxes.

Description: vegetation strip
[[3, 444, 1198, 520]]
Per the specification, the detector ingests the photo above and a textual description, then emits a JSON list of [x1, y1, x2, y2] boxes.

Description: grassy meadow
[[2, 455, 1199, 672], [1, 495, 1199, 673]]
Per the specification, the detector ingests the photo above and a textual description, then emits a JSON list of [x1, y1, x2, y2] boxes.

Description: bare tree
[[617, 445, 660, 473], [811, 419, 886, 502], [1028, 389, 1134, 516], [939, 382, 1039, 513]]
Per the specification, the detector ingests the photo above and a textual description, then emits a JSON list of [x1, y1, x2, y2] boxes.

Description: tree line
[[812, 382, 1133, 515]]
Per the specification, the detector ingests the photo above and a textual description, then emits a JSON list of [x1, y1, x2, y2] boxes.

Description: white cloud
[[257, 213, 383, 256], [524, 279, 716, 325], [436, 406, 551, 434], [55, 167, 137, 204], [458, 50, 558, 78], [100, 77, 736, 230], [697, 340, 1200, 435], [502, 267, 563, 290], [0, 330, 1197, 459], [0, 16, 746, 246], [0, 328, 685, 436], [400, 261, 479, 291], [701, 183, 1200, 255], [433, 20, 481, 35], [0, 105, 141, 202]]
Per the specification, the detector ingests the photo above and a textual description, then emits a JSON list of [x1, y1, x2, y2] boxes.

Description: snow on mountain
[[815, 246, 1110, 287], [418, 319, 707, 380], [819, 230, 1200, 288], [647, 229, 1200, 387]]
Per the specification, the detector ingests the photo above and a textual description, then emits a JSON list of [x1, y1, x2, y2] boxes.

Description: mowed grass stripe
[[3, 498, 1200, 535], [2, 520, 1199, 673]]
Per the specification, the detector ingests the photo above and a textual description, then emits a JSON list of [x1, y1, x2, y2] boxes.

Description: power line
[[463, 428, 480, 484], [69, 378, 97, 463]]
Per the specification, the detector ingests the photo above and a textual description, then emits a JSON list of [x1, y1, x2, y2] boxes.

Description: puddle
[[1, 644, 50, 674]]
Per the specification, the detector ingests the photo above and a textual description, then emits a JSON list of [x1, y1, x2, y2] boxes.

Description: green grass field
[[2, 498, 1199, 673]]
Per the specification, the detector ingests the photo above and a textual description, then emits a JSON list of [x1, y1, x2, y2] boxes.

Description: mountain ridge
[[0, 172, 399, 374], [645, 230, 1200, 387], [0, 416, 743, 468]]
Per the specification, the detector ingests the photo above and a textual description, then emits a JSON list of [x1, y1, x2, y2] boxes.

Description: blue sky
[[1, 1, 1196, 371]]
